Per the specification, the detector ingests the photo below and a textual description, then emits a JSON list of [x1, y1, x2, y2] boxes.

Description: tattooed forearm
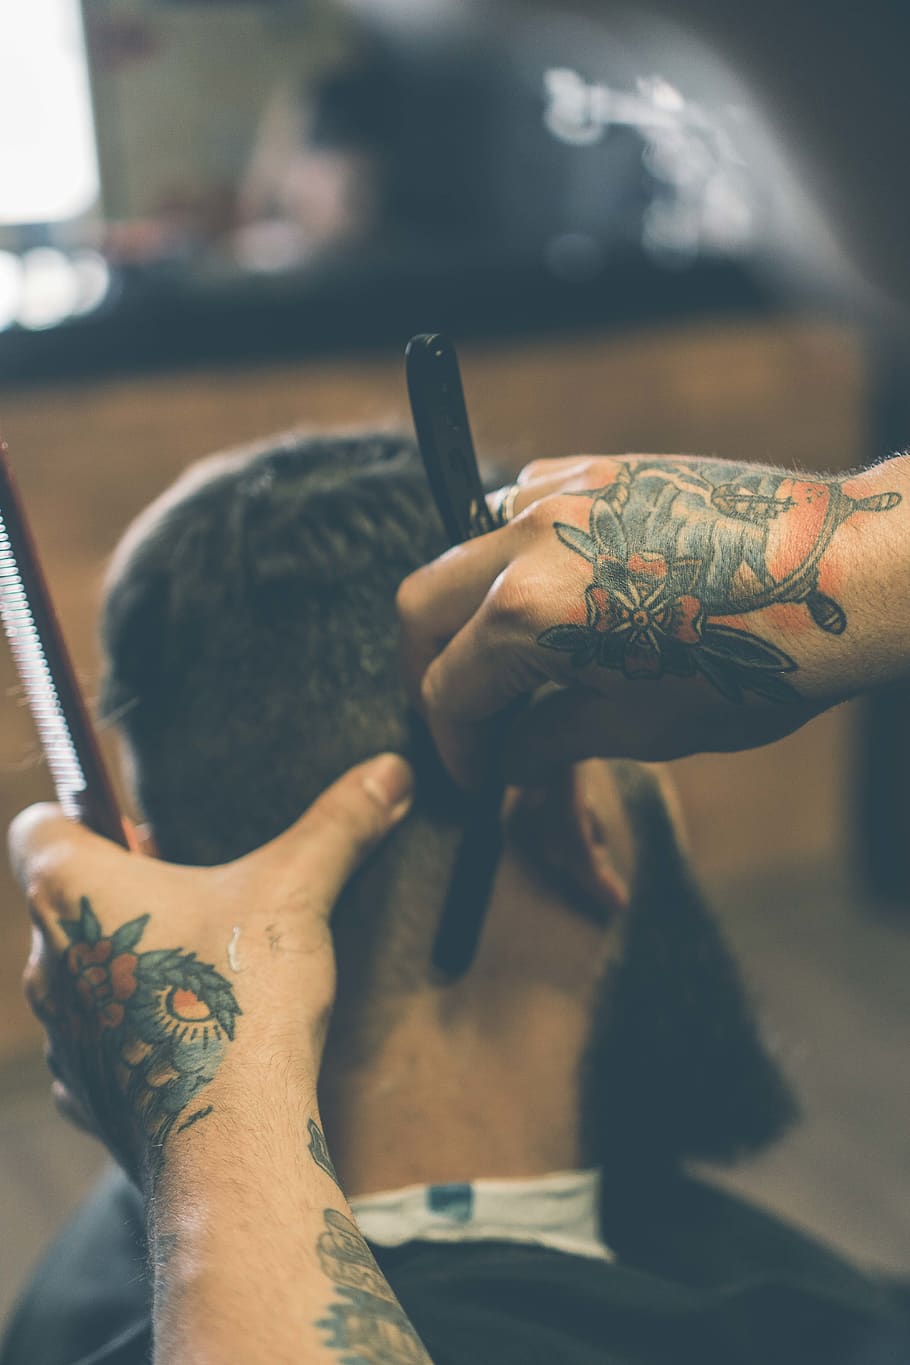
[[53, 896, 241, 1176], [316, 1209, 431, 1363], [308, 1117, 341, 1188], [538, 458, 902, 702]]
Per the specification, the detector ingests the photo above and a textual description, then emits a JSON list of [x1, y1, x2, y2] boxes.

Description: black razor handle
[[406, 335, 496, 543], [406, 334, 503, 978]]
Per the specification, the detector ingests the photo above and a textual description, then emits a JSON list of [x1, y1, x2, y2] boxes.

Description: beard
[[578, 764, 797, 1185]]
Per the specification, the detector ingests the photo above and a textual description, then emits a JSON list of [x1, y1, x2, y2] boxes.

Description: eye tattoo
[[57, 896, 241, 1172], [538, 459, 901, 702]]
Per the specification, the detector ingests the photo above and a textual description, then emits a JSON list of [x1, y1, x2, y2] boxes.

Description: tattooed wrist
[[537, 457, 902, 703], [317, 1208, 432, 1362], [47, 896, 241, 1183]]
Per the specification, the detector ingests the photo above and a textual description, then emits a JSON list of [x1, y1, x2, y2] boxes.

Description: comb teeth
[[0, 515, 85, 817]]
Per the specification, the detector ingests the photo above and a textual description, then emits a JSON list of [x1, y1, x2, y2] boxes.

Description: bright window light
[[0, 0, 99, 225]]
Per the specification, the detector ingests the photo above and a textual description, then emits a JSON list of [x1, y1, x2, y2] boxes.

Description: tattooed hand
[[11, 753, 413, 1186], [398, 453, 908, 786]]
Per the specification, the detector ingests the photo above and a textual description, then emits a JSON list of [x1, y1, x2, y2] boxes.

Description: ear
[[504, 761, 633, 926]]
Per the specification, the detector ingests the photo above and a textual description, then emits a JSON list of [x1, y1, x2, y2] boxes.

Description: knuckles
[[517, 454, 609, 488], [514, 496, 555, 534], [7, 804, 71, 881], [575, 455, 610, 482], [517, 457, 559, 484], [483, 563, 551, 636], [513, 492, 582, 538]]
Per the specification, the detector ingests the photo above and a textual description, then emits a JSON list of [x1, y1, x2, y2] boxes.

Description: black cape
[[2, 1167, 908, 1365]]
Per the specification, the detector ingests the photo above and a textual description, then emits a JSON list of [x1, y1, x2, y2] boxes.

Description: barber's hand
[[395, 452, 900, 786], [12, 754, 413, 1184]]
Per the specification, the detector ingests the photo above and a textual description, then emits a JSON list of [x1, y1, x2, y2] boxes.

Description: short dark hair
[[101, 432, 453, 866], [101, 431, 796, 1172]]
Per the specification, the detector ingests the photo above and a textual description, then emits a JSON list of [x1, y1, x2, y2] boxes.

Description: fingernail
[[363, 754, 415, 819]]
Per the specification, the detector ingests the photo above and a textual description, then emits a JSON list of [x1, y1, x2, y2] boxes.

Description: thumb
[[236, 753, 415, 911]]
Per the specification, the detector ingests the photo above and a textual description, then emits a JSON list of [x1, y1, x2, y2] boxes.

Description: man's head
[[100, 431, 795, 1182]]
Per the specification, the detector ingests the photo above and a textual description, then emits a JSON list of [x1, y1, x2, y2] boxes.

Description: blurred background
[[1, 0, 909, 1325]]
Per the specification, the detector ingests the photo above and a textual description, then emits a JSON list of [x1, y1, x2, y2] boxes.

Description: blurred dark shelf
[[0, 251, 776, 390]]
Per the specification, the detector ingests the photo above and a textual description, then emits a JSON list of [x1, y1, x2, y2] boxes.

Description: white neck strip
[[350, 1169, 613, 1263]]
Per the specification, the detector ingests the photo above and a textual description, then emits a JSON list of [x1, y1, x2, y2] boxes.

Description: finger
[[236, 753, 415, 913], [8, 804, 132, 922], [486, 457, 600, 523], [397, 530, 517, 704], [420, 580, 552, 787], [399, 470, 604, 703]]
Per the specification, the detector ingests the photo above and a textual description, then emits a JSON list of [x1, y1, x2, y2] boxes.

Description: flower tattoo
[[583, 550, 705, 678], [538, 460, 901, 703], [67, 933, 139, 1030], [54, 897, 241, 1174]]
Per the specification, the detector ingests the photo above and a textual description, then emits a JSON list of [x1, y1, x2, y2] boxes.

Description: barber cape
[[2, 1165, 908, 1365]]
